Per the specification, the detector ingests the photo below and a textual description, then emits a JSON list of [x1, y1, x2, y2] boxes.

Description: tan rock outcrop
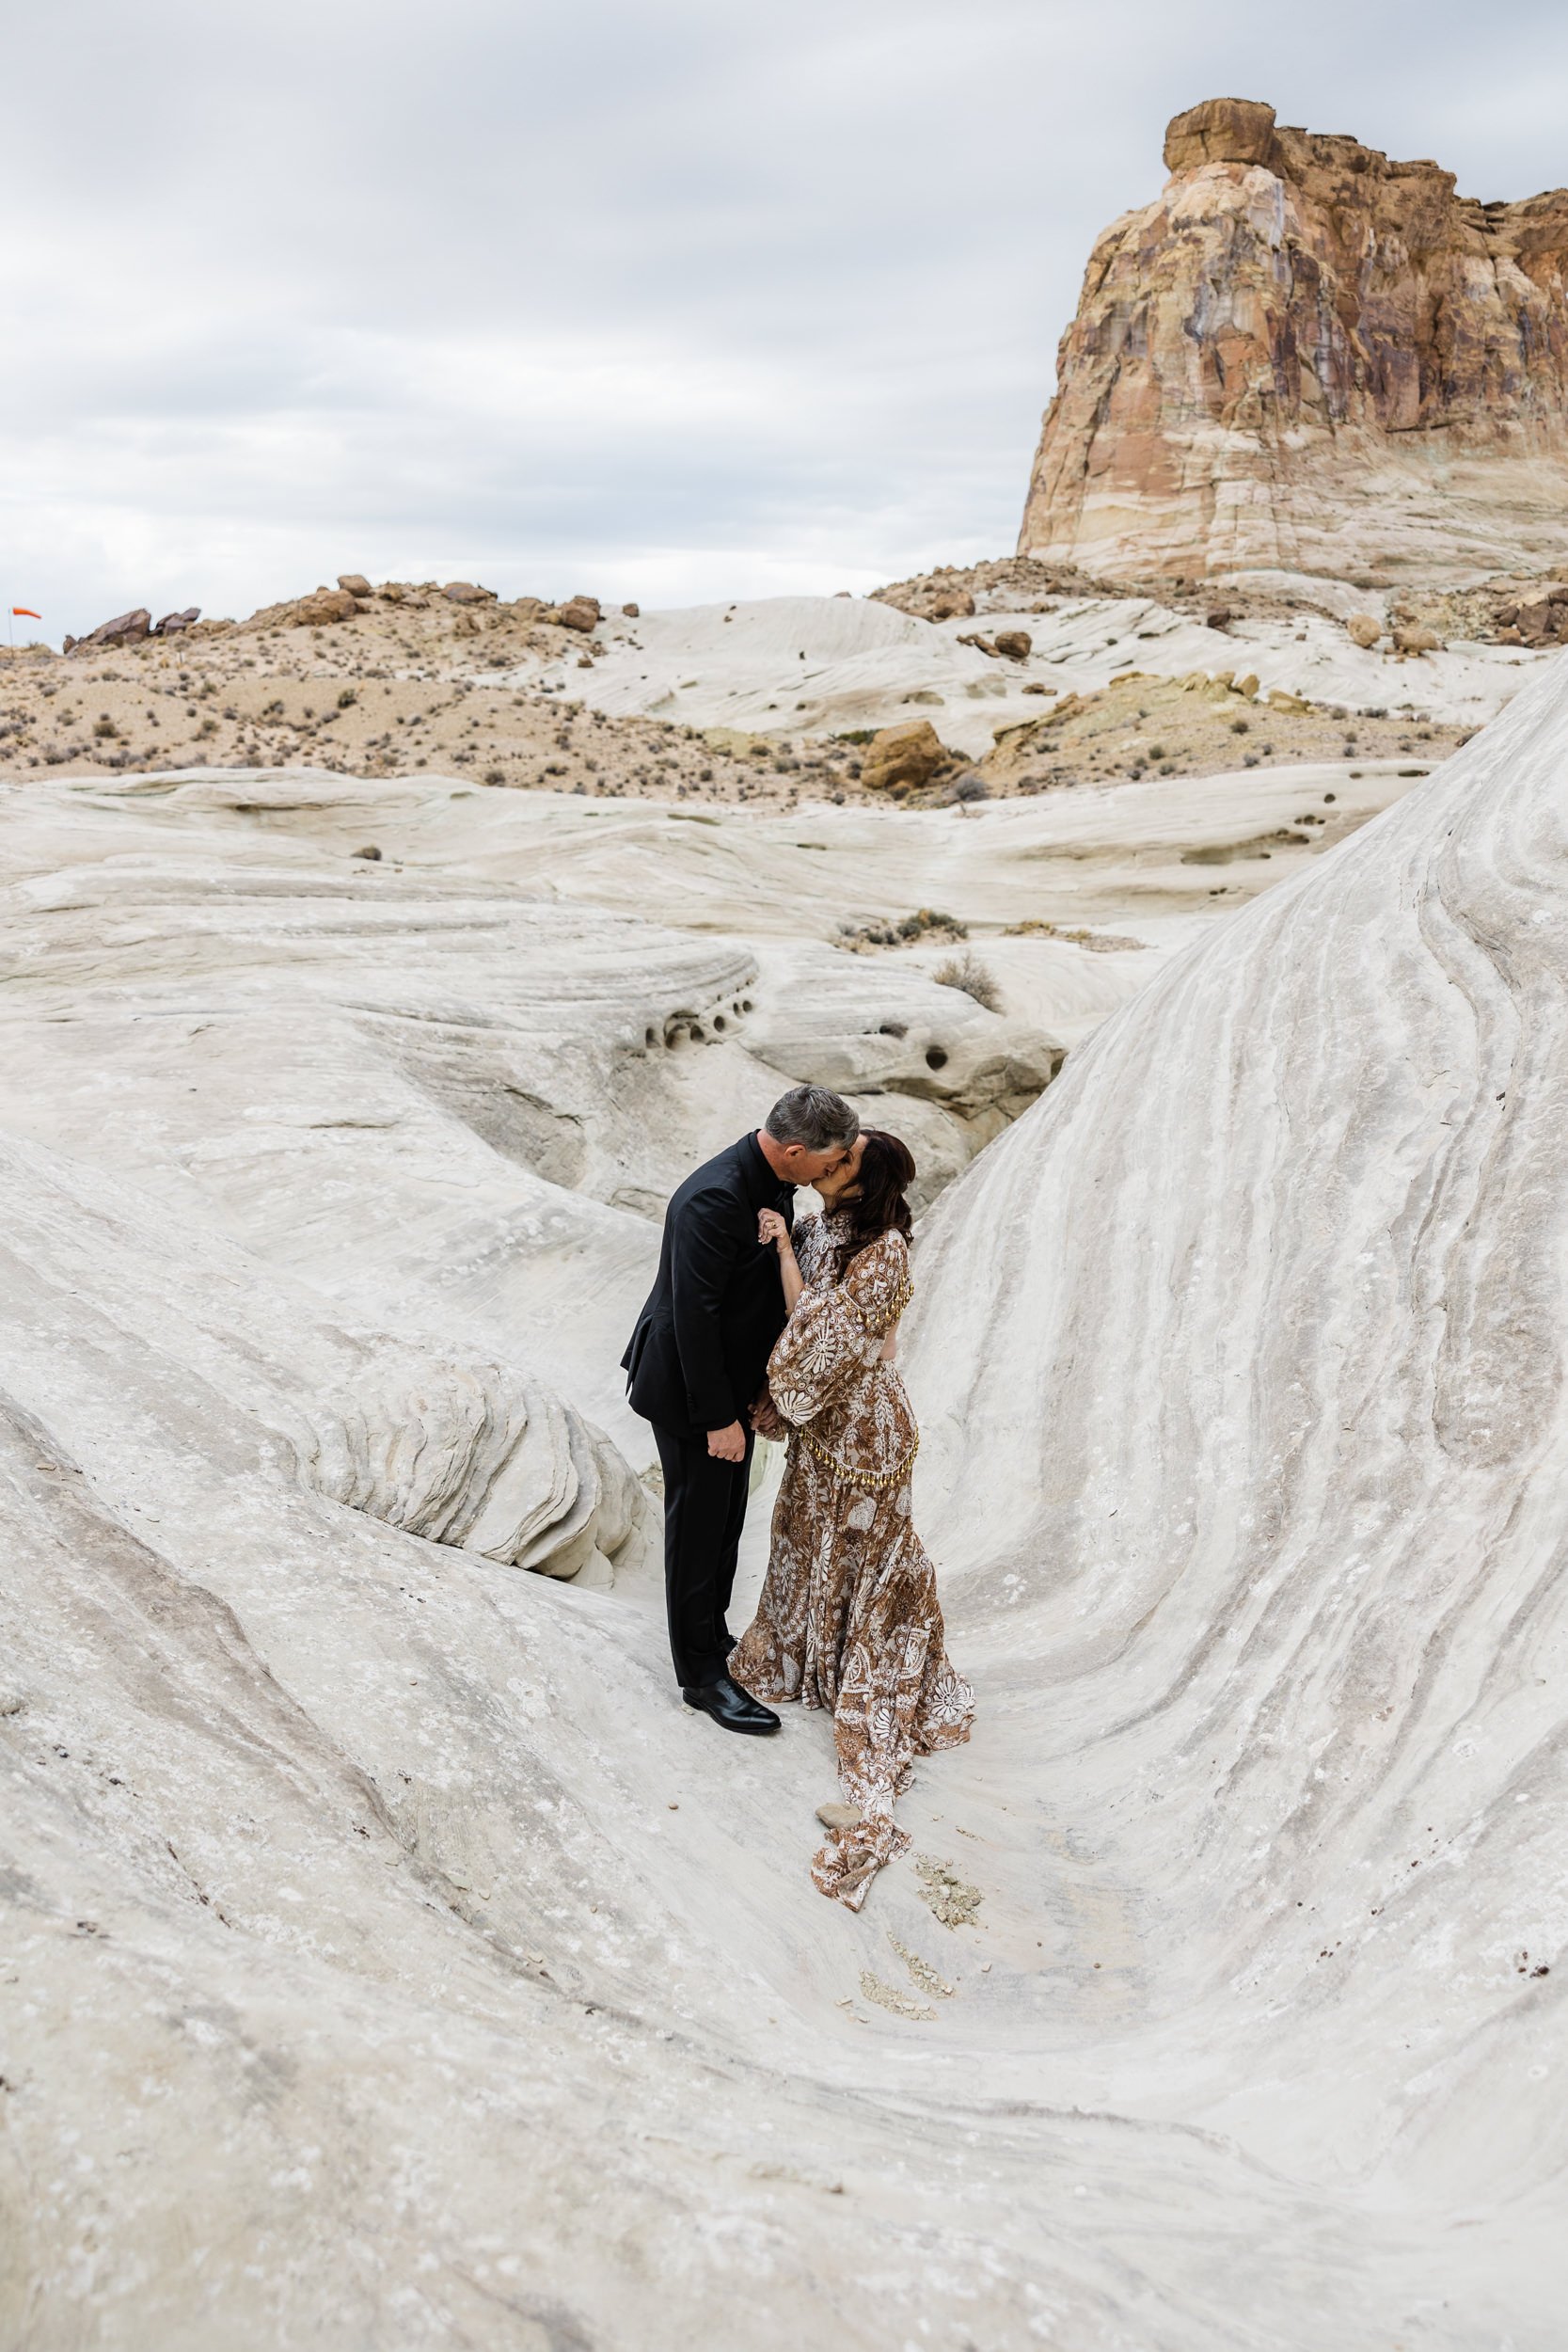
[[1020, 99, 1568, 581], [860, 718, 948, 792]]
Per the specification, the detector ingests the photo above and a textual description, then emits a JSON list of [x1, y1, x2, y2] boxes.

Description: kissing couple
[[622, 1085, 974, 1909]]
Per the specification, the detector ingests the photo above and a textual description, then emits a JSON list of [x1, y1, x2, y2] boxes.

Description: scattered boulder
[[238, 587, 358, 633], [296, 587, 359, 627], [68, 608, 150, 657], [877, 574, 976, 623], [443, 580, 497, 605], [152, 608, 200, 637], [1393, 625, 1442, 656], [992, 629, 1033, 661], [1346, 613, 1382, 649], [378, 583, 406, 602], [1205, 607, 1234, 631], [559, 596, 601, 633], [622, 601, 641, 618], [861, 719, 949, 794], [337, 574, 372, 597], [1492, 586, 1568, 646]]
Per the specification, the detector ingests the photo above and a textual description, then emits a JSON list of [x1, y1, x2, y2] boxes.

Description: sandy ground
[[2, 566, 1544, 818]]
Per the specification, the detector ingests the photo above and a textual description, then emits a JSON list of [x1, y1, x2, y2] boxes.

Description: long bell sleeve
[[767, 1230, 911, 1428]]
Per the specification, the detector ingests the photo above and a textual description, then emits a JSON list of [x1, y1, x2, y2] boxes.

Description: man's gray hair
[[765, 1085, 860, 1153]]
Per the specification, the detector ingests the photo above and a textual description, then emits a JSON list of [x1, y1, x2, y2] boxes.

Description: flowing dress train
[[729, 1213, 974, 1909]]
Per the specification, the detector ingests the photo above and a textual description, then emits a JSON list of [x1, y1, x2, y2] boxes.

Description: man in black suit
[[623, 1085, 860, 1733]]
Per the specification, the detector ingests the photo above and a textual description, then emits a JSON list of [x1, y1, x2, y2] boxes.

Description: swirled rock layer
[[1020, 97, 1568, 580], [905, 651, 1568, 2306]]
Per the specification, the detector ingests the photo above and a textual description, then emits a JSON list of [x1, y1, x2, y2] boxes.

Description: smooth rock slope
[[907, 649, 1568, 2301], [4, 659, 1565, 2344]]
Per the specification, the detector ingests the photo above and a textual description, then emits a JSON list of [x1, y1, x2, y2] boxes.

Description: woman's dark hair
[[834, 1128, 915, 1258]]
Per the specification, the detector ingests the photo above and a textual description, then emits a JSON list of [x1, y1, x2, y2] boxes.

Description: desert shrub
[[933, 951, 1002, 1010]]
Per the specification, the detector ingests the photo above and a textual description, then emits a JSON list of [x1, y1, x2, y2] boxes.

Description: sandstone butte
[[1018, 95, 1568, 583]]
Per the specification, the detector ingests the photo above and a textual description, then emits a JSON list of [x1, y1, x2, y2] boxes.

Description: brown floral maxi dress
[[729, 1213, 974, 1909]]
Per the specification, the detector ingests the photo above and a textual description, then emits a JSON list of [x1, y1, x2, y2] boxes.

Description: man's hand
[[706, 1420, 747, 1463], [750, 1394, 785, 1440]]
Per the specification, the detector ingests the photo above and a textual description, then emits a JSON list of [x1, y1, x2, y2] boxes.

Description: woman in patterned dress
[[728, 1131, 974, 1909]]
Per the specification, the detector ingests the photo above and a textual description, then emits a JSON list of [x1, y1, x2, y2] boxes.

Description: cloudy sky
[[4, 0, 1566, 637]]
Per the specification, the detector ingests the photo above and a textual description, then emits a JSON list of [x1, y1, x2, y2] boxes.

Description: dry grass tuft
[[932, 951, 1002, 1010]]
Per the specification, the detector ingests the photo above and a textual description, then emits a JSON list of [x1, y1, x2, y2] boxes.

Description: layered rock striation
[[6, 665, 1567, 2345], [1020, 96, 1568, 581], [908, 650, 1568, 2305]]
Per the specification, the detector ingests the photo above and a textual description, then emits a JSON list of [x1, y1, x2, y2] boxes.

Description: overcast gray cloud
[[4, 0, 1566, 638]]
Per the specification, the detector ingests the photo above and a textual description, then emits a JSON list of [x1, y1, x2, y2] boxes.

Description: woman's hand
[[757, 1209, 790, 1249]]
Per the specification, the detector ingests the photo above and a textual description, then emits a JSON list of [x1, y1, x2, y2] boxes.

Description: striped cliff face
[[1020, 97, 1568, 583]]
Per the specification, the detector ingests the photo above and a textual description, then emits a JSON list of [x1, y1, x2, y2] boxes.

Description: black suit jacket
[[622, 1133, 794, 1437]]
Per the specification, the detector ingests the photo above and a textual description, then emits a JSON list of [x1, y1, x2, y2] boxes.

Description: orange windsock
[[11, 607, 40, 619]]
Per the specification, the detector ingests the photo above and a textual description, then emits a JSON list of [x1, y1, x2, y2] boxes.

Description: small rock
[[443, 580, 497, 605], [992, 629, 1033, 660], [1393, 624, 1442, 655], [1205, 607, 1233, 631], [353, 846, 382, 861], [559, 596, 601, 633], [1346, 612, 1382, 649], [914, 1854, 982, 1929], [337, 574, 373, 597], [816, 1801, 863, 1832], [621, 601, 640, 617]]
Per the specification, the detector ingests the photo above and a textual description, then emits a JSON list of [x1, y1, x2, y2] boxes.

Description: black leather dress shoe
[[682, 1675, 781, 1735]]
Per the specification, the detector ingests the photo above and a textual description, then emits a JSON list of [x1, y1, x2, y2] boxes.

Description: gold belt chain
[[797, 1423, 919, 1492]]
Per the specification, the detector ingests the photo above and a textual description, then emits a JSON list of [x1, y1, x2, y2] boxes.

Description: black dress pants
[[652, 1422, 755, 1688]]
